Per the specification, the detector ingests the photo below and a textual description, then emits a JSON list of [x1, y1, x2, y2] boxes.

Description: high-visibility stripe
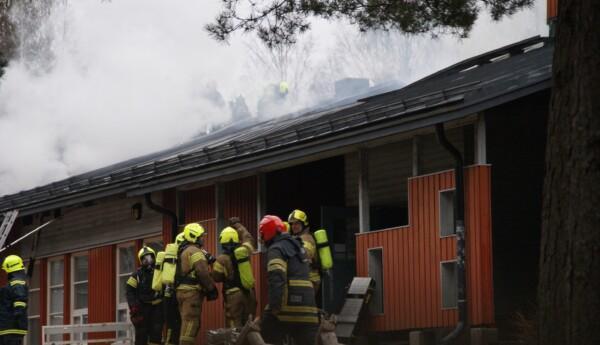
[[127, 277, 138, 288], [13, 301, 27, 308], [303, 241, 316, 257], [277, 315, 319, 323], [150, 299, 162, 305], [213, 262, 226, 274], [176, 284, 200, 291], [9, 280, 26, 286], [190, 252, 206, 265], [226, 287, 240, 295], [267, 258, 287, 272], [281, 305, 318, 313], [289, 280, 313, 288], [0, 330, 28, 335], [309, 271, 321, 283]]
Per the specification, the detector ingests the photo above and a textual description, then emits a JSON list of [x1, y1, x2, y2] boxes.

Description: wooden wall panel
[[223, 176, 258, 239], [88, 246, 116, 342], [548, 0, 558, 19], [39, 258, 48, 345], [162, 188, 177, 243], [355, 166, 494, 332]]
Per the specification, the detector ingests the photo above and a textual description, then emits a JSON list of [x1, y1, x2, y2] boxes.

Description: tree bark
[[538, 1, 600, 345]]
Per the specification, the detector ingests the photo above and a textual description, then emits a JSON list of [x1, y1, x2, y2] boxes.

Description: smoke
[[0, 0, 546, 196]]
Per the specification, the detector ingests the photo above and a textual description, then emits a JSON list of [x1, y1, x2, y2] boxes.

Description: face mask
[[142, 255, 154, 267]]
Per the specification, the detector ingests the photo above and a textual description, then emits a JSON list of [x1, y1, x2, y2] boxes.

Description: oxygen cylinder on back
[[234, 246, 255, 290], [162, 243, 178, 285], [314, 229, 333, 270], [152, 251, 165, 292]]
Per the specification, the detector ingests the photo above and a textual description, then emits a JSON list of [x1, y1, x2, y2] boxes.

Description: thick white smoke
[[0, 0, 546, 196]]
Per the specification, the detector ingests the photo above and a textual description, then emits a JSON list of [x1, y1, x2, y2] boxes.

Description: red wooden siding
[[184, 186, 216, 223], [223, 176, 258, 238], [548, 0, 558, 19], [63, 254, 71, 326], [88, 245, 117, 342], [355, 165, 494, 332]]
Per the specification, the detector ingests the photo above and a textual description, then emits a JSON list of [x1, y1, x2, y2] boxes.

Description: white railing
[[42, 322, 134, 345]]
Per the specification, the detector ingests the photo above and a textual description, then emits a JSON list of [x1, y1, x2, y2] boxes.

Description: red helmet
[[259, 215, 285, 242]]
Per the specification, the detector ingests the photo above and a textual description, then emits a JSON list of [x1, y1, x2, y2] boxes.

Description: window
[[441, 261, 458, 309], [48, 258, 64, 341], [116, 243, 136, 337], [71, 254, 88, 341], [26, 261, 41, 345], [439, 189, 456, 237], [367, 248, 384, 314]]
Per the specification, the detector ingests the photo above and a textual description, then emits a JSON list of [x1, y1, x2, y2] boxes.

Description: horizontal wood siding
[[355, 165, 494, 331]]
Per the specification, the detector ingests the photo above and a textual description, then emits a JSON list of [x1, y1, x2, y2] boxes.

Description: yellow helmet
[[175, 232, 186, 245], [137, 246, 156, 263], [288, 209, 308, 227], [219, 227, 240, 245], [183, 223, 205, 243], [2, 255, 24, 273], [279, 81, 289, 94]]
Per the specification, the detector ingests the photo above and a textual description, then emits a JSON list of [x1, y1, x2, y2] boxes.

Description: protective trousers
[[164, 295, 181, 345], [260, 311, 319, 345], [134, 303, 164, 345], [177, 289, 203, 345], [224, 289, 257, 328], [0, 335, 23, 345]]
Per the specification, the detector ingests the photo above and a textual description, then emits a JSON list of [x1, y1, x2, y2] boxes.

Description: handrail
[[42, 322, 134, 345]]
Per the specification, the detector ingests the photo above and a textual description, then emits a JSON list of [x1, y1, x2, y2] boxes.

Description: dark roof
[[0, 36, 553, 215]]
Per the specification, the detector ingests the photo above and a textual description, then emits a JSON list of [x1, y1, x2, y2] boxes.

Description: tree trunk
[[538, 1, 600, 345]]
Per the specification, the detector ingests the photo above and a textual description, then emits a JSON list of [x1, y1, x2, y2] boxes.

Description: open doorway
[[265, 156, 357, 312]]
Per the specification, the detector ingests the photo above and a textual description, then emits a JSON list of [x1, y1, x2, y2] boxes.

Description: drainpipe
[[145, 193, 179, 242], [436, 124, 467, 345]]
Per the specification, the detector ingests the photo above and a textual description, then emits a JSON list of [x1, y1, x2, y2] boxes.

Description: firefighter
[[163, 233, 185, 345], [288, 209, 321, 293], [0, 255, 28, 345], [211, 227, 257, 328], [228, 217, 256, 253], [126, 246, 163, 345], [259, 215, 319, 345], [176, 223, 218, 345]]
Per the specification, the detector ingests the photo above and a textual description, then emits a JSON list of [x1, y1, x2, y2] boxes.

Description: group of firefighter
[[127, 209, 333, 345]]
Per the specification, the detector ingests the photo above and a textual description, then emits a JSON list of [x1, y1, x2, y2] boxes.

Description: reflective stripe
[[13, 301, 27, 308], [225, 287, 240, 295], [267, 258, 287, 272], [281, 305, 318, 313], [277, 315, 319, 323], [289, 280, 313, 288], [242, 242, 254, 253], [190, 252, 206, 265], [0, 330, 28, 335], [177, 284, 200, 291], [150, 299, 162, 305], [309, 271, 321, 283], [213, 262, 226, 275], [9, 280, 26, 286], [303, 241, 316, 257], [127, 277, 138, 288]]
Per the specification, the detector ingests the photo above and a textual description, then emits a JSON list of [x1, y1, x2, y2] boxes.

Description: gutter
[[436, 123, 467, 344], [144, 193, 178, 242]]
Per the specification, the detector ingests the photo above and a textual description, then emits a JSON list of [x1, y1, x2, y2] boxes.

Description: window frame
[[116, 242, 136, 330], [439, 188, 457, 238], [25, 261, 41, 345], [70, 252, 89, 341], [47, 257, 65, 328]]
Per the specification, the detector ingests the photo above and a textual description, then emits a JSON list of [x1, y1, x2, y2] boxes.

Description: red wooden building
[[0, 36, 553, 345]]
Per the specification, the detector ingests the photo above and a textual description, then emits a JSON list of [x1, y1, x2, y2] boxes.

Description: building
[[0, 35, 552, 345]]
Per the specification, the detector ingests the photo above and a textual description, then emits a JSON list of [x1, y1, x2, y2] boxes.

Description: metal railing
[[42, 322, 134, 345]]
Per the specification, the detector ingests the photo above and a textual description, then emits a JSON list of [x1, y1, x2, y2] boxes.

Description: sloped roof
[[0, 36, 553, 215]]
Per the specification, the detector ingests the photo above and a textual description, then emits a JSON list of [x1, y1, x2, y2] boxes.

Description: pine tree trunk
[[538, 1, 600, 344]]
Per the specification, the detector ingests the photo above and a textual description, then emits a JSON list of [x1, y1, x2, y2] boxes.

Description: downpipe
[[436, 124, 467, 345], [145, 193, 179, 242]]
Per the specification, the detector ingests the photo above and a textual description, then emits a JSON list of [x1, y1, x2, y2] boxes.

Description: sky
[[0, 0, 548, 196]]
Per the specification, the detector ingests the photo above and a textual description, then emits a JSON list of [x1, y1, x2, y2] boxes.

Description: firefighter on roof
[[259, 215, 319, 345], [0, 255, 28, 345], [176, 223, 218, 345], [126, 246, 164, 345], [211, 226, 257, 328]]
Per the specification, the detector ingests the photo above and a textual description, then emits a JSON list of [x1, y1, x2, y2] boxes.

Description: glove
[[228, 217, 241, 226], [131, 314, 145, 326], [129, 304, 140, 316], [129, 304, 144, 326], [202, 250, 217, 265], [206, 288, 219, 301]]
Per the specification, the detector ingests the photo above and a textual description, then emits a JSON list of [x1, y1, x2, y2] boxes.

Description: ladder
[[0, 210, 19, 250]]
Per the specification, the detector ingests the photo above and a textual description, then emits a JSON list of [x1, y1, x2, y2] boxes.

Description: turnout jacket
[[176, 243, 215, 292], [126, 266, 161, 306], [212, 251, 244, 294], [0, 270, 28, 335], [266, 233, 318, 324]]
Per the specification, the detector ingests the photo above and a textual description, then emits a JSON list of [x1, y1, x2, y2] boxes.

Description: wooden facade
[[355, 165, 494, 331]]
